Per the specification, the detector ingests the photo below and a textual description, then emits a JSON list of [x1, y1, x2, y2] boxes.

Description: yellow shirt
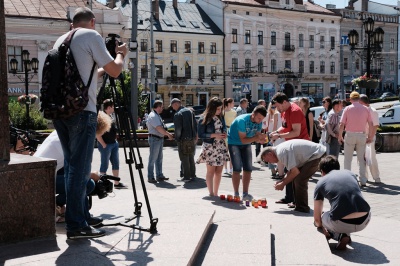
[[224, 109, 237, 127]]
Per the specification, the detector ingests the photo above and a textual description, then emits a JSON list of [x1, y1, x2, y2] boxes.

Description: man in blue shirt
[[228, 105, 267, 200]]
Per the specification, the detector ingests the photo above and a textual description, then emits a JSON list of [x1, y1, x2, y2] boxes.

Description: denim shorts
[[228, 144, 252, 172]]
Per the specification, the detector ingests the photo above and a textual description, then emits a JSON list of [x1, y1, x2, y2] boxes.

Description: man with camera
[[52, 7, 127, 239]]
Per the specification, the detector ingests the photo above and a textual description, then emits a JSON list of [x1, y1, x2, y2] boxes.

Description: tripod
[[97, 73, 158, 234]]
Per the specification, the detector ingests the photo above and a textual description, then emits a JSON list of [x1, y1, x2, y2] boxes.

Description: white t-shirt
[[53, 28, 114, 113], [33, 131, 64, 172]]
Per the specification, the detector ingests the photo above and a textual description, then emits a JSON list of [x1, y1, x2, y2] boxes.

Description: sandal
[[275, 199, 290, 204], [288, 203, 296, 208]]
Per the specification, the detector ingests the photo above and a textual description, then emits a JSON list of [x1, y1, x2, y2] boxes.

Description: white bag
[[365, 144, 372, 166]]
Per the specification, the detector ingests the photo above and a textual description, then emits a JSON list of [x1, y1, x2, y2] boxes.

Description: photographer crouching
[[33, 111, 114, 228]]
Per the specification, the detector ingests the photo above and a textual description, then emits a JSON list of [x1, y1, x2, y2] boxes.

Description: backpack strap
[[63, 28, 97, 87]]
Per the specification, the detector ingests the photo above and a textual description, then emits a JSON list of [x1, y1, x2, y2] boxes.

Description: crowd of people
[[13, 8, 377, 249]]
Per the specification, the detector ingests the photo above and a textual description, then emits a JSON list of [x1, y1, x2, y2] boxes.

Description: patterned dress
[[197, 117, 230, 166]]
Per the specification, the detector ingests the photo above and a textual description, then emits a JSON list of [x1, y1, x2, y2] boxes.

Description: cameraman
[[35, 112, 112, 233], [52, 7, 127, 239]]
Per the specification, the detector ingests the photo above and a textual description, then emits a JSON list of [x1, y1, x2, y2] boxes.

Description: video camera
[[90, 174, 121, 199], [105, 33, 123, 59], [10, 126, 41, 154]]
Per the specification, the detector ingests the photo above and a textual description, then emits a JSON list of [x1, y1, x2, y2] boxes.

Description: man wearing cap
[[146, 100, 174, 183], [171, 98, 198, 182], [338, 91, 374, 187], [359, 94, 381, 184]]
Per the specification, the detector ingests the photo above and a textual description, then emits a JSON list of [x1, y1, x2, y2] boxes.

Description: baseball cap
[[350, 91, 360, 99]]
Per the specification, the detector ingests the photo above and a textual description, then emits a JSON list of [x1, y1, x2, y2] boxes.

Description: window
[[391, 60, 395, 71], [259, 13, 262, 16], [309, 61, 314, 73], [171, 65, 178, 79], [246, 11, 249, 15], [198, 42, 205, 53], [140, 39, 148, 52], [258, 59, 263, 72], [185, 66, 191, 79], [232, 58, 238, 72], [271, 31, 276, 46], [330, 62, 335, 74], [233, 10, 236, 14], [245, 30, 251, 44], [199, 66, 205, 79], [186, 94, 194, 106], [202, 22, 210, 29], [321, 19, 324, 23], [285, 0, 289, 4], [344, 58, 348, 70], [190, 21, 200, 28], [177, 20, 186, 27], [211, 66, 217, 79], [245, 59, 251, 72], [320, 36, 325, 49], [155, 65, 163, 79], [170, 40, 177, 53], [299, 60, 304, 73], [258, 31, 263, 45], [232, 29, 237, 43], [7, 46, 22, 72], [185, 41, 191, 53], [271, 59, 277, 72], [299, 34, 304, 48], [156, 40, 162, 52], [391, 38, 395, 49], [320, 61, 325, 74], [285, 60, 291, 70], [141, 65, 148, 78], [356, 59, 360, 70], [330, 36, 335, 50], [309, 35, 314, 48], [285, 32, 291, 46], [210, 42, 216, 54]]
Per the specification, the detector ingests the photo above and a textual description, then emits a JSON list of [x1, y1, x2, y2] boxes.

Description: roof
[[4, 0, 109, 20], [304, 1, 336, 15], [117, 0, 224, 35]]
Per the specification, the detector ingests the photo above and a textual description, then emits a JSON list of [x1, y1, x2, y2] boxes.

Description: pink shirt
[[340, 102, 372, 132]]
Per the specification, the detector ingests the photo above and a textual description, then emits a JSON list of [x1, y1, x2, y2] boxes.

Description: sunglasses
[[322, 101, 326, 103], [271, 106, 276, 109]]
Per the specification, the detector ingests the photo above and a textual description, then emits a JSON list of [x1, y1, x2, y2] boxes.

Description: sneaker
[[336, 233, 350, 250], [374, 178, 382, 184], [67, 226, 106, 240], [242, 193, 253, 201], [229, 168, 233, 174], [114, 182, 128, 189], [156, 176, 169, 181], [224, 169, 229, 174], [87, 217, 103, 227], [148, 178, 157, 183], [177, 177, 191, 182]]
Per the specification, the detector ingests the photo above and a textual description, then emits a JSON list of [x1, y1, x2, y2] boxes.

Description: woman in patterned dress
[[197, 97, 230, 196]]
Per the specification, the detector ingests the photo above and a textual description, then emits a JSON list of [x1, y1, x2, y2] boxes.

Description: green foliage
[[378, 125, 400, 133], [103, 70, 148, 117], [8, 100, 48, 130]]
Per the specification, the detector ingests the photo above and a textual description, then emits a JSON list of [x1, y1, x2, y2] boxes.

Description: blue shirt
[[228, 114, 262, 145]]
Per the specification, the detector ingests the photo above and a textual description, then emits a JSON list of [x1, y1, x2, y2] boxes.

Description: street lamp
[[9, 50, 39, 130], [348, 17, 384, 98]]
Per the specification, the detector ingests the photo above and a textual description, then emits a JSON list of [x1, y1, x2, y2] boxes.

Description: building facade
[[197, 0, 341, 104]]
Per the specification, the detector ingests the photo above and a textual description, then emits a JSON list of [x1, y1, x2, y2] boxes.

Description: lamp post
[[348, 17, 384, 98], [9, 50, 39, 130]]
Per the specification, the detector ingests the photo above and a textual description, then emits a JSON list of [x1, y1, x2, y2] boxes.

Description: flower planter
[[357, 80, 379, 90], [380, 132, 400, 152]]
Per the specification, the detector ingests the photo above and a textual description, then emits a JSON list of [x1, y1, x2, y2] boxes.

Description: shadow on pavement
[[361, 183, 400, 195], [0, 237, 59, 265], [330, 241, 389, 264], [193, 223, 218, 266]]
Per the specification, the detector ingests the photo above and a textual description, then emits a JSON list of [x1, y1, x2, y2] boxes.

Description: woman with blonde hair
[[197, 97, 230, 196], [222, 98, 236, 174]]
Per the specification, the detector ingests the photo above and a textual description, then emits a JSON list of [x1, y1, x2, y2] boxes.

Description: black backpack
[[40, 28, 96, 120]]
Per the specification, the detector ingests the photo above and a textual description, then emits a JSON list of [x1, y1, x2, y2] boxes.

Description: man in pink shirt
[[338, 92, 374, 187]]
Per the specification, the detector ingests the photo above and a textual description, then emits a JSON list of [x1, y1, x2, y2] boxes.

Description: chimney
[[152, 0, 159, 20], [361, 0, 368, 11], [173, 0, 178, 9]]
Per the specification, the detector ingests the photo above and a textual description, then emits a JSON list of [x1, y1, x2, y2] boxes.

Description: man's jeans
[[177, 140, 196, 179], [147, 136, 165, 179], [53, 111, 97, 231], [56, 172, 95, 220], [98, 141, 119, 173], [328, 137, 341, 159]]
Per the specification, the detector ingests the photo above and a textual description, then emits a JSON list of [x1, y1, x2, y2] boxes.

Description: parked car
[[290, 96, 315, 106], [380, 92, 396, 102], [310, 106, 325, 119], [189, 105, 206, 115], [379, 105, 400, 126]]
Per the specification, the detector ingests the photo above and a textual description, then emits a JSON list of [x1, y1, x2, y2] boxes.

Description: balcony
[[282, 45, 295, 52], [166, 76, 188, 85]]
